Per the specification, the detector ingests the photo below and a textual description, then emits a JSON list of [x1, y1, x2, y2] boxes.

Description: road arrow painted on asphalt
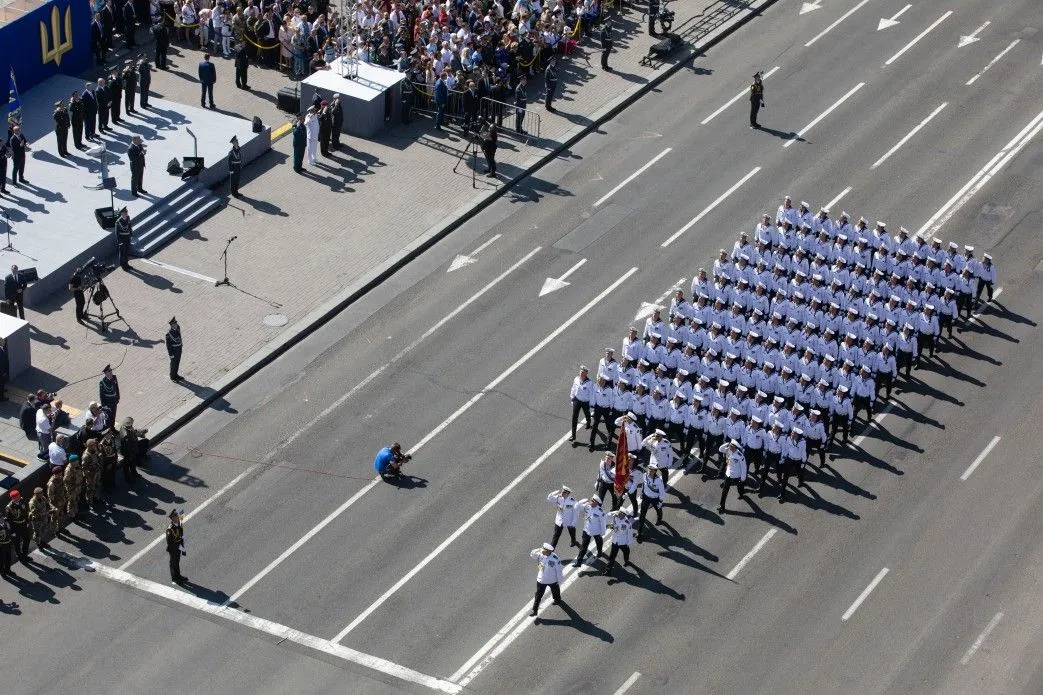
[[800, 1, 822, 15], [539, 258, 587, 297], [447, 234, 502, 272], [633, 302, 662, 321], [958, 20, 990, 47], [877, 4, 910, 30]]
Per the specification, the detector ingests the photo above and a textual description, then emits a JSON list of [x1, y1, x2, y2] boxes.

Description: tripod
[[215, 235, 237, 287], [86, 281, 124, 332], [0, 206, 14, 252]]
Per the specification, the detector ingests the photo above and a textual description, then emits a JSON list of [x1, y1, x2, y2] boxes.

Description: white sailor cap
[[650, 332, 662, 340], [719, 248, 728, 255], [820, 207, 830, 213], [718, 379, 731, 387], [763, 361, 775, 370], [882, 342, 893, 350], [710, 321, 722, 329], [867, 313, 878, 321], [837, 385, 849, 394], [860, 364, 871, 372], [729, 407, 741, 416], [824, 327, 836, 335], [739, 253, 750, 261], [604, 346, 614, 353], [617, 378, 630, 386], [829, 301, 840, 309], [707, 348, 719, 357], [843, 359, 854, 367], [800, 372, 812, 381], [648, 463, 659, 470], [838, 234, 848, 242], [818, 378, 830, 387], [542, 542, 555, 551], [736, 384, 749, 393], [983, 253, 992, 260], [793, 403, 804, 412], [653, 386, 664, 394], [823, 354, 836, 362], [711, 402, 723, 410], [846, 332, 857, 340], [784, 341, 796, 349], [925, 303, 935, 311], [654, 429, 666, 436], [782, 366, 794, 374], [903, 322, 915, 331], [944, 287, 955, 294], [792, 427, 804, 436], [626, 411, 637, 420], [949, 241, 958, 249], [765, 336, 779, 344], [772, 311, 784, 320], [810, 409, 821, 417], [800, 200, 809, 207], [639, 359, 651, 366], [684, 342, 698, 351], [773, 395, 785, 403], [725, 352, 738, 360], [666, 336, 680, 344], [964, 245, 974, 252], [749, 330, 761, 339], [885, 317, 896, 325], [591, 494, 602, 504], [756, 390, 768, 399], [677, 368, 689, 377], [751, 415, 764, 424], [580, 364, 589, 371], [729, 438, 741, 447]]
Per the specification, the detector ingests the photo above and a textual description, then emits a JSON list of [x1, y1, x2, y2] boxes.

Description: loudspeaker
[[181, 156, 204, 180], [167, 157, 183, 175], [649, 33, 681, 58], [95, 206, 117, 229], [277, 86, 299, 113], [18, 267, 39, 283], [252, 115, 263, 133]]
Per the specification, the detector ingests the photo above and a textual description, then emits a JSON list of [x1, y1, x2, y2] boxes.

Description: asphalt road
[[6, 0, 1043, 693]]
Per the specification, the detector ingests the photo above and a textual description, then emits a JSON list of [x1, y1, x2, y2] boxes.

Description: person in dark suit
[[95, 78, 110, 133], [198, 53, 217, 108], [82, 83, 98, 140], [127, 135, 146, 196], [151, 20, 169, 69], [137, 58, 152, 109], [234, 42, 249, 89], [122, 0, 136, 48], [69, 91, 85, 149], [4, 265, 28, 319], [330, 94, 343, 149], [108, 70, 123, 124], [115, 209, 133, 269], [317, 102, 332, 157], [481, 122, 498, 177], [8, 125, 28, 185], [53, 101, 71, 158], [122, 65, 137, 114], [0, 135, 8, 194], [91, 13, 106, 64], [462, 80, 480, 134]]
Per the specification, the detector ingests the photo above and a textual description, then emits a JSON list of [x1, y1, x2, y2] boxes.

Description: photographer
[[69, 266, 86, 324], [373, 442, 412, 481]]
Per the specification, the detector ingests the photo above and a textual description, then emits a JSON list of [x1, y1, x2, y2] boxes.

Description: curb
[[3, 0, 779, 499]]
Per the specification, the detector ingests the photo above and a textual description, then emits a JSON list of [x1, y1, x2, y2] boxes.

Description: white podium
[[300, 59, 406, 138], [0, 314, 31, 379]]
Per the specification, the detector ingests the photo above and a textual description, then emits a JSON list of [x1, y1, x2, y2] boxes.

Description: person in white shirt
[[573, 495, 607, 567], [530, 543, 564, 616], [975, 252, 997, 306], [35, 402, 53, 461], [589, 376, 614, 451], [778, 427, 808, 501], [636, 464, 666, 542], [603, 509, 634, 575], [641, 429, 676, 485], [716, 439, 748, 513], [569, 365, 593, 442], [48, 434, 68, 469], [594, 454, 619, 509], [547, 485, 578, 548]]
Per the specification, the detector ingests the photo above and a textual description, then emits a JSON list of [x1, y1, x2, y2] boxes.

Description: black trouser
[[636, 496, 662, 537], [683, 426, 702, 459], [533, 581, 561, 611], [11, 154, 25, 183], [601, 43, 612, 70], [957, 292, 973, 318], [98, 107, 109, 131], [200, 82, 214, 107], [750, 100, 761, 127], [72, 119, 83, 148], [575, 532, 603, 564], [595, 480, 620, 509], [975, 280, 994, 303], [719, 476, 745, 509], [704, 433, 724, 469], [95, 40, 105, 64], [56, 128, 69, 157], [897, 350, 914, 378], [877, 372, 893, 399], [940, 315, 953, 338], [131, 164, 144, 194], [852, 395, 873, 422], [746, 447, 764, 478], [85, 113, 96, 138], [0, 542, 11, 574], [11, 523, 30, 559], [235, 63, 248, 88], [140, 84, 150, 108], [118, 238, 131, 268], [808, 442, 826, 467], [168, 549, 182, 581], [155, 44, 167, 69], [777, 458, 802, 499], [123, 455, 139, 483], [590, 406, 612, 447], [570, 398, 590, 439], [111, 97, 121, 123], [74, 291, 86, 321], [648, 2, 658, 34], [170, 351, 181, 379], [621, 490, 639, 514], [101, 464, 116, 492], [515, 104, 525, 132], [605, 542, 630, 570], [919, 332, 936, 359], [125, 89, 135, 114], [482, 144, 496, 175], [230, 166, 241, 195], [550, 523, 577, 547], [758, 451, 780, 493], [331, 123, 342, 148], [545, 80, 556, 110], [829, 414, 850, 447], [1, 156, 7, 190], [102, 398, 118, 423]]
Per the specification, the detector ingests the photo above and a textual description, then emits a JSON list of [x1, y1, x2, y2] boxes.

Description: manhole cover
[[263, 313, 289, 327]]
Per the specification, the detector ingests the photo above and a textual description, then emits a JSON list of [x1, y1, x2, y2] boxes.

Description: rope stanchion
[[518, 45, 542, 68], [241, 33, 281, 51]]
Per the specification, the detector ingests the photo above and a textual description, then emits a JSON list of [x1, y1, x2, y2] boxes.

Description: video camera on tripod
[[77, 257, 123, 332]]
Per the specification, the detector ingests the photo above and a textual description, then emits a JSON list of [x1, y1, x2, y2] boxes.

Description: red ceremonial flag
[[614, 421, 629, 495]]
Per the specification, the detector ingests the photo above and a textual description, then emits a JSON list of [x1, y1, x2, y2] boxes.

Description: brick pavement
[[0, 0, 768, 466]]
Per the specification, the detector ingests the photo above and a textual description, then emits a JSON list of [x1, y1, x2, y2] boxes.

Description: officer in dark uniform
[[108, 70, 123, 124], [53, 100, 71, 158], [227, 136, 242, 197], [0, 510, 13, 576], [165, 509, 186, 584], [122, 64, 137, 114], [68, 267, 86, 324], [165, 316, 183, 380], [69, 91, 85, 149], [99, 364, 121, 421], [5, 489, 30, 562], [115, 207, 133, 269], [318, 101, 332, 157], [514, 75, 528, 133], [8, 124, 28, 185], [600, 17, 614, 71], [96, 79, 111, 133], [544, 57, 559, 112], [151, 20, 170, 70], [749, 72, 764, 129], [330, 94, 343, 149], [82, 83, 98, 140], [0, 135, 8, 194], [234, 41, 250, 89], [138, 57, 152, 109], [127, 135, 146, 196]]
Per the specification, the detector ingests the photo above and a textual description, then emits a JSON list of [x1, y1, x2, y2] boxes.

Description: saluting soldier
[[53, 100, 71, 158], [123, 64, 138, 114], [603, 509, 634, 575], [108, 70, 123, 125], [5, 489, 31, 561], [547, 485, 578, 548], [228, 136, 243, 197], [166, 509, 186, 584], [69, 91, 85, 149], [116, 208, 133, 269], [330, 94, 344, 149], [128, 135, 146, 196], [749, 72, 765, 129], [28, 487, 53, 551], [99, 364, 121, 421], [166, 316, 183, 380], [529, 542, 564, 617], [138, 57, 152, 109]]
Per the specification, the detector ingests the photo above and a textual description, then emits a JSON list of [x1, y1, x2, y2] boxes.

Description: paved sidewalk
[[0, 0, 771, 470]]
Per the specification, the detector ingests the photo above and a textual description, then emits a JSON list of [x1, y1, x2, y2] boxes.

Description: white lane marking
[[118, 464, 258, 571], [73, 556, 460, 693], [447, 234, 502, 272], [877, 4, 911, 31], [140, 258, 219, 284], [842, 567, 889, 621], [594, 148, 672, 207], [805, 0, 874, 47], [331, 432, 571, 642], [884, 11, 953, 66], [700, 66, 781, 125], [871, 103, 948, 169], [661, 167, 761, 247], [613, 672, 642, 695], [961, 612, 1004, 665], [918, 108, 1043, 236], [968, 287, 1004, 324], [960, 435, 1001, 481], [539, 258, 588, 297], [453, 458, 702, 686], [966, 40, 1021, 85], [824, 186, 852, 211], [957, 21, 991, 48], [726, 528, 777, 580], [634, 277, 688, 320], [852, 404, 893, 447], [799, 1, 822, 16], [226, 268, 639, 604], [277, 247, 542, 455], [783, 82, 865, 148]]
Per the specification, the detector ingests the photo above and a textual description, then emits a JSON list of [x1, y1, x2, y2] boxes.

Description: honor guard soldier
[[804, 409, 828, 468], [716, 439, 748, 513], [166, 509, 186, 584], [116, 208, 133, 269], [128, 135, 147, 196], [0, 511, 12, 576], [573, 494, 607, 566], [5, 489, 30, 561], [635, 464, 666, 542], [28, 487, 52, 551], [165, 317, 183, 381], [547, 485, 578, 548], [99, 364, 121, 422], [641, 429, 676, 485], [749, 72, 765, 128], [589, 376, 614, 451], [46, 467, 67, 533], [778, 427, 808, 502], [595, 454, 619, 509], [569, 366, 593, 443], [603, 509, 634, 575], [530, 543, 564, 616], [228, 136, 243, 197], [851, 365, 875, 423], [53, 100, 71, 158]]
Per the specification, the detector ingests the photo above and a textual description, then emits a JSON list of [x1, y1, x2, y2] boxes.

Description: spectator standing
[[36, 402, 53, 460], [433, 74, 448, 131], [198, 53, 217, 109]]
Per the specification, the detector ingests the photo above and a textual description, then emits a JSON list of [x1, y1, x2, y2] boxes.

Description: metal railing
[[408, 83, 541, 139]]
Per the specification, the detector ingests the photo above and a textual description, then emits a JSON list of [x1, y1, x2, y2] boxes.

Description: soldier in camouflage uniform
[[64, 454, 84, 519], [81, 439, 102, 505], [46, 467, 67, 532], [28, 487, 53, 551], [100, 428, 120, 496]]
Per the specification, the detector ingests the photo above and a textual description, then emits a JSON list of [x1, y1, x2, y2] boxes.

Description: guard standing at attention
[[291, 114, 306, 173], [514, 75, 528, 134], [115, 207, 133, 269], [165, 316, 183, 381], [530, 542, 564, 616], [53, 101, 71, 158], [108, 70, 123, 125], [749, 72, 765, 129], [5, 489, 30, 561], [228, 136, 243, 197], [127, 135, 146, 196], [99, 364, 121, 421], [28, 487, 52, 551], [547, 485, 579, 548], [69, 91, 85, 149], [544, 56, 559, 112], [600, 17, 614, 71], [165, 509, 186, 584], [138, 57, 152, 109]]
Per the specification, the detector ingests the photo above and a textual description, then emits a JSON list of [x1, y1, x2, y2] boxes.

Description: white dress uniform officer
[[716, 439, 748, 513], [595, 454, 619, 510], [603, 509, 635, 575], [641, 429, 676, 485], [530, 543, 565, 616], [569, 366, 593, 442], [547, 485, 579, 548], [636, 464, 666, 542], [573, 495, 607, 567]]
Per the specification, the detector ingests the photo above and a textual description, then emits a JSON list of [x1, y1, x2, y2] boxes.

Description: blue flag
[[8, 67, 21, 121]]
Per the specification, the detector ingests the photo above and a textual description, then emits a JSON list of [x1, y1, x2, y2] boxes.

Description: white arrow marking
[[634, 302, 661, 321], [958, 20, 990, 48], [877, 4, 910, 30], [800, 1, 822, 15], [634, 277, 686, 320], [447, 234, 502, 272], [539, 258, 587, 297]]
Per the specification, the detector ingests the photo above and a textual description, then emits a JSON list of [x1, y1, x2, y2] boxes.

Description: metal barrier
[[408, 82, 541, 139]]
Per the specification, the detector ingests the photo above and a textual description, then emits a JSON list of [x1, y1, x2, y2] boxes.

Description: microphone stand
[[215, 235, 237, 287], [0, 206, 14, 252]]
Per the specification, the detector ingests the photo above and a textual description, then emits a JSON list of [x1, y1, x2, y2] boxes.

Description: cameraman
[[373, 442, 411, 481], [69, 266, 86, 324]]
